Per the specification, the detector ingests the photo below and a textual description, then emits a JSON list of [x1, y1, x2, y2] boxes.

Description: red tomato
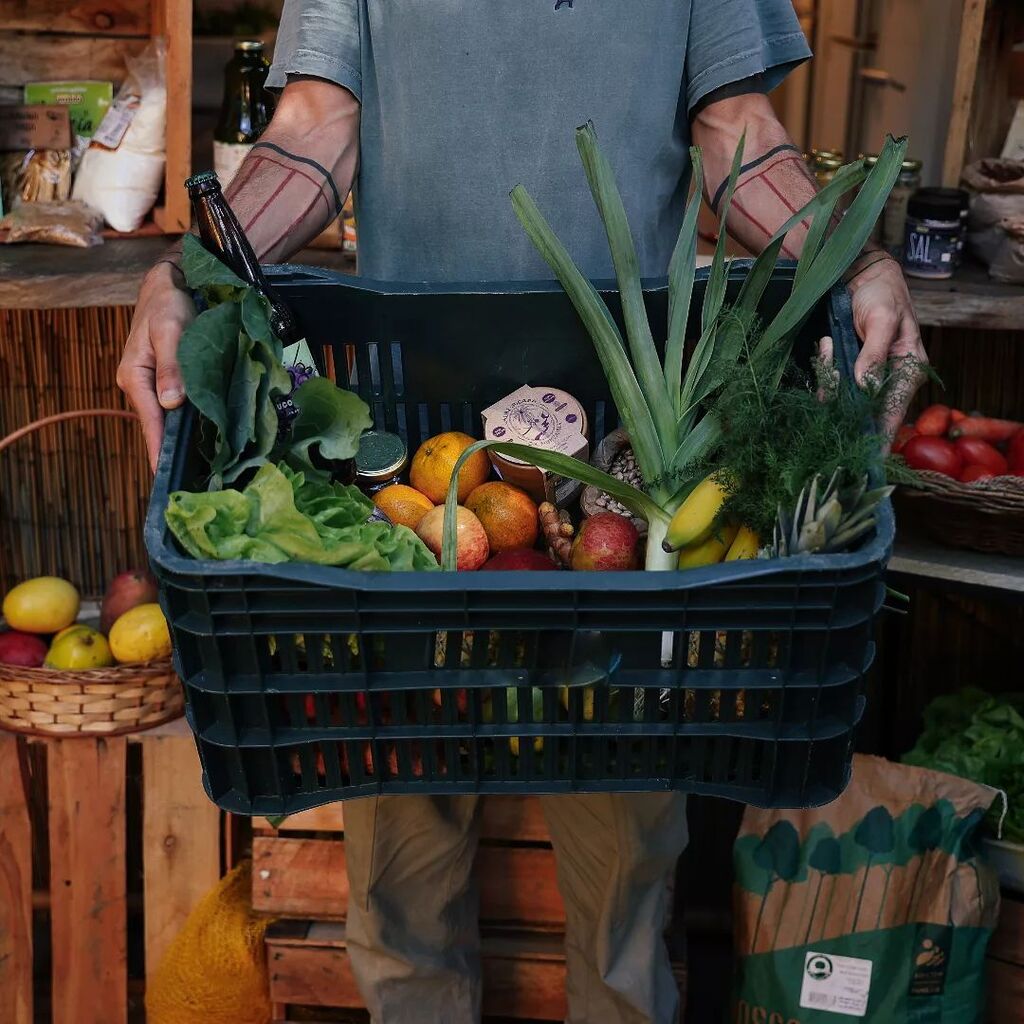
[[1008, 429, 1024, 471], [949, 408, 967, 425], [960, 464, 995, 483], [915, 404, 951, 436], [953, 437, 1008, 476], [304, 695, 317, 719], [892, 424, 917, 454], [902, 436, 964, 478]]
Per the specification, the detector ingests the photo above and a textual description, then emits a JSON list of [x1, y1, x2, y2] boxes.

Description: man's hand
[[845, 252, 927, 443], [117, 261, 193, 471]]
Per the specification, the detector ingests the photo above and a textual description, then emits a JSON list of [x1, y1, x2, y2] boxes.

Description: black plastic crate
[[146, 264, 893, 816]]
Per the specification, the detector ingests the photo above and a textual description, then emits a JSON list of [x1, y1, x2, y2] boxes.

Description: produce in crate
[[410, 431, 490, 503], [464, 481, 539, 554], [767, 470, 891, 557], [415, 505, 489, 571], [372, 483, 434, 530], [443, 126, 908, 572], [483, 549, 558, 570], [570, 512, 640, 571]]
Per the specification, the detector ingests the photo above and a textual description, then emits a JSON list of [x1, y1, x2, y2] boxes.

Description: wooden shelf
[[0, 237, 355, 310], [908, 262, 1024, 331], [889, 530, 1024, 594]]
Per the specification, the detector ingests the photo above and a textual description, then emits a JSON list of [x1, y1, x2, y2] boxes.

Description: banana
[[677, 524, 738, 569], [725, 525, 761, 561], [663, 474, 730, 552]]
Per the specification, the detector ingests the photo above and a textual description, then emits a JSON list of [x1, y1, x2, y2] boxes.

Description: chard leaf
[[178, 300, 242, 483], [181, 234, 248, 306], [575, 122, 677, 455], [225, 331, 264, 458], [284, 378, 373, 473], [241, 288, 284, 361]]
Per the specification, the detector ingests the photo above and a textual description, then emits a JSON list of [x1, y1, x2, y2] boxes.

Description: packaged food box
[[481, 385, 589, 504]]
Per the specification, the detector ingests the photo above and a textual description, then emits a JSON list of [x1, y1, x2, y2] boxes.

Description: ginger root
[[539, 501, 574, 567]]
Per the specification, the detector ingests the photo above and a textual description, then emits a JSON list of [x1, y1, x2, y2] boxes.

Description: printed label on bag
[[92, 96, 138, 149], [799, 952, 872, 1017]]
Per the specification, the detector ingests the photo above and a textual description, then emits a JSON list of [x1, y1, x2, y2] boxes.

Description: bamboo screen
[[0, 307, 149, 598]]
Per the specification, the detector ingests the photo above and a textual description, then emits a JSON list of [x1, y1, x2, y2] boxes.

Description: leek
[[442, 128, 908, 582]]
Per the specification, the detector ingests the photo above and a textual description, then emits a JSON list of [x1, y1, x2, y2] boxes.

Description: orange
[[373, 484, 434, 530], [410, 431, 491, 503], [465, 481, 539, 554]]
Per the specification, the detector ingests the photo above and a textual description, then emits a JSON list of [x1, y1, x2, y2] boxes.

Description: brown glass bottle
[[214, 40, 273, 188], [183, 172, 352, 482]]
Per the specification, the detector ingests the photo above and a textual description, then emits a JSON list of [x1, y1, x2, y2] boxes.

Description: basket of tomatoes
[[893, 405, 1024, 556]]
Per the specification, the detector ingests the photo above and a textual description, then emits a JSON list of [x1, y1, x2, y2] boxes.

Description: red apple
[[416, 506, 489, 571], [571, 513, 640, 571], [0, 630, 48, 667], [100, 569, 158, 635], [483, 549, 558, 571]]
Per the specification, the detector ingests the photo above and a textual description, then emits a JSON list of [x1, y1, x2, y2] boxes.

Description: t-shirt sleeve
[[266, 0, 361, 100], [685, 0, 811, 116]]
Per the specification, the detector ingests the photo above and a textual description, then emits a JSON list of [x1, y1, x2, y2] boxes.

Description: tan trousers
[[343, 792, 688, 1024]]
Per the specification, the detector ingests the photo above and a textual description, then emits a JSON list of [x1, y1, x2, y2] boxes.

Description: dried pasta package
[[1, 200, 104, 247], [72, 38, 166, 232], [0, 149, 73, 208]]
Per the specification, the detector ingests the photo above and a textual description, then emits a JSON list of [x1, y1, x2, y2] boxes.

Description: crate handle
[[0, 409, 139, 456]]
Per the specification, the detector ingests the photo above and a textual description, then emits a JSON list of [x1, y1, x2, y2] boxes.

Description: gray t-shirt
[[268, 0, 810, 283]]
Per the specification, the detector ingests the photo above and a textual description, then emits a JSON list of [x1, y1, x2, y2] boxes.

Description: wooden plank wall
[[0, 735, 32, 1024]]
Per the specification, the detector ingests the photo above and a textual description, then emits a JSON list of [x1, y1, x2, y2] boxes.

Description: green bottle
[[214, 39, 272, 188]]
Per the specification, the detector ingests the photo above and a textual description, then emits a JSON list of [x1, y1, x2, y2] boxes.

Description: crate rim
[[145, 264, 894, 592]]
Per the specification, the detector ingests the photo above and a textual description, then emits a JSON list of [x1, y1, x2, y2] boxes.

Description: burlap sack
[[964, 159, 1024, 282]]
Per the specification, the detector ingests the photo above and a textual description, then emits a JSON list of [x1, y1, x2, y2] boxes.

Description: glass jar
[[903, 188, 969, 280], [882, 158, 923, 254], [355, 431, 408, 495]]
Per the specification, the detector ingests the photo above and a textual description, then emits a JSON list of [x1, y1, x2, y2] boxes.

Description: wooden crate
[[0, 0, 192, 233], [266, 920, 688, 1023], [253, 797, 564, 930], [257, 796, 686, 1021], [0, 720, 222, 1024], [989, 891, 1024, 1021]]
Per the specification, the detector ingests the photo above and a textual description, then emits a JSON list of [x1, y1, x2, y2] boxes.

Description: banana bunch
[[662, 474, 759, 568]]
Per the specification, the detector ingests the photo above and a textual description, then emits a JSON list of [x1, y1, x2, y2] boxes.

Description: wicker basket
[[0, 410, 184, 737], [895, 470, 1024, 556]]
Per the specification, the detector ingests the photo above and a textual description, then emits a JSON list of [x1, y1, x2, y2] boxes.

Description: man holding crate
[[120, 2, 922, 1020]]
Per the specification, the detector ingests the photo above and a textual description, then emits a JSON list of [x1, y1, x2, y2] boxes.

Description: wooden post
[[48, 737, 128, 1024], [942, 0, 988, 186], [152, 0, 192, 231], [142, 730, 221, 982], [0, 734, 32, 1024]]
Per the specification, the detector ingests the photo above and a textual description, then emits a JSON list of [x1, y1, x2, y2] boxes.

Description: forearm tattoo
[[710, 142, 825, 260], [226, 141, 348, 262]]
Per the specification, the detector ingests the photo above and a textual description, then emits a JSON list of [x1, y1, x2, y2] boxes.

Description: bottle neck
[[192, 189, 269, 293]]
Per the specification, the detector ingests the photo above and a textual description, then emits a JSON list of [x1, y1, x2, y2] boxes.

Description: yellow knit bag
[[146, 861, 274, 1024]]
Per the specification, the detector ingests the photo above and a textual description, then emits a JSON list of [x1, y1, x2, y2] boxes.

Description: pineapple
[[769, 469, 892, 557]]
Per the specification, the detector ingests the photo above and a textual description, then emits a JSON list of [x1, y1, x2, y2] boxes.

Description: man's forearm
[[692, 93, 820, 259], [226, 79, 360, 262], [162, 78, 359, 271]]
